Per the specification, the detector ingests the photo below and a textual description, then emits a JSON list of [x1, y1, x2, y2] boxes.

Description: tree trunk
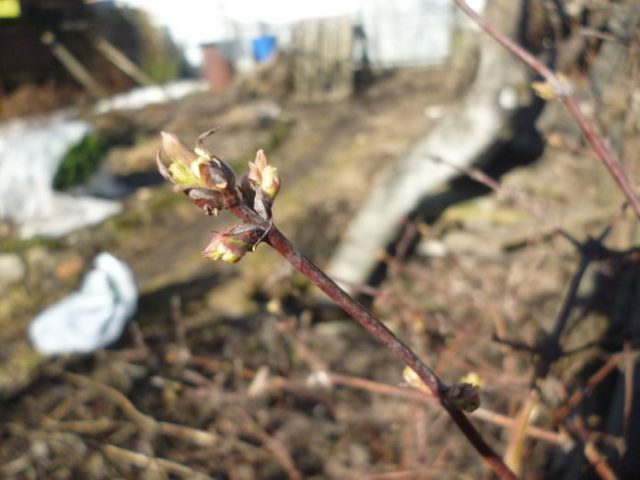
[[328, 0, 532, 289]]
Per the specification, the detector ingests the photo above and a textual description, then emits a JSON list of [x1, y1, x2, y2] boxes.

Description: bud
[[459, 371, 481, 388], [158, 131, 235, 191], [157, 131, 240, 214], [531, 74, 572, 101], [203, 224, 265, 263], [161, 131, 198, 165], [445, 383, 480, 413], [160, 132, 204, 187], [248, 150, 281, 201]]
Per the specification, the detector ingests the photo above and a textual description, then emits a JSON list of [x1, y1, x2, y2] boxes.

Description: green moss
[[0, 236, 64, 254], [53, 133, 108, 191]]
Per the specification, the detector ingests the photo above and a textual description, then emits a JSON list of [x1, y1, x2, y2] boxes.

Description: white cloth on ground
[[29, 252, 137, 355]]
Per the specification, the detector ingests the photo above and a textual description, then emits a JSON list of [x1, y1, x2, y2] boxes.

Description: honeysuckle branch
[[451, 0, 640, 220], [262, 221, 516, 479], [156, 131, 517, 480]]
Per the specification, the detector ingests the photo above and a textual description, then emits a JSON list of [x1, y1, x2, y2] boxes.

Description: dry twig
[[239, 410, 302, 480], [62, 372, 220, 447], [101, 443, 215, 480]]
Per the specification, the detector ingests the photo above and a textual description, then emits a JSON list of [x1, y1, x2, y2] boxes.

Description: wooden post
[[292, 17, 353, 102], [93, 36, 156, 87], [41, 31, 106, 98]]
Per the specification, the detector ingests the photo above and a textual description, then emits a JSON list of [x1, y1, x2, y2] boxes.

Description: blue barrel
[[252, 36, 277, 63]]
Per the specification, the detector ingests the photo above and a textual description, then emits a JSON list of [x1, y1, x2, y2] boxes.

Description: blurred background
[[1, 0, 640, 478]]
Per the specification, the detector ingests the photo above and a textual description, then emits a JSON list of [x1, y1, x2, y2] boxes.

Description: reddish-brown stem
[[451, 0, 640, 219], [553, 354, 621, 424], [562, 95, 639, 214], [228, 204, 517, 479], [267, 224, 444, 396]]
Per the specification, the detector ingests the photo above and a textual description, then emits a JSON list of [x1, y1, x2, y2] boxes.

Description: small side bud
[[532, 74, 572, 100], [459, 371, 482, 388], [249, 150, 281, 201], [261, 165, 281, 201], [199, 156, 236, 191], [445, 383, 481, 413], [203, 225, 265, 263]]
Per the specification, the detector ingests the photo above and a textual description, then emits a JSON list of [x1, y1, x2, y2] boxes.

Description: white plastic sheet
[[0, 112, 121, 238], [93, 80, 207, 114], [0, 80, 207, 238], [29, 253, 137, 355]]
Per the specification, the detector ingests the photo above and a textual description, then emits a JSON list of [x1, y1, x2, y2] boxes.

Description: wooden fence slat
[[292, 17, 353, 102]]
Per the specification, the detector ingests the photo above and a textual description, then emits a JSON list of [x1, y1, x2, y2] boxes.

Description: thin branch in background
[[63, 372, 156, 429], [429, 156, 545, 221], [579, 28, 640, 53], [327, 373, 570, 448], [62, 372, 220, 448], [504, 391, 539, 476], [429, 156, 610, 250], [451, 0, 640, 219], [492, 336, 537, 354], [567, 417, 620, 480], [553, 354, 621, 424], [356, 466, 475, 480], [239, 410, 302, 480], [546, 132, 598, 158], [101, 443, 215, 480]]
